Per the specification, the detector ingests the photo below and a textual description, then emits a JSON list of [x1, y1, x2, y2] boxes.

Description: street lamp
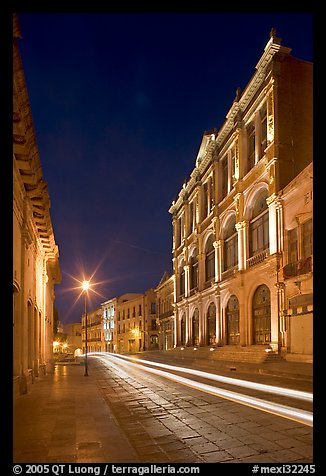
[[82, 280, 90, 376]]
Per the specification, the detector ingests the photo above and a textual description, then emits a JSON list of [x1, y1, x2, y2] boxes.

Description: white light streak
[[89, 352, 313, 427], [102, 353, 312, 402]]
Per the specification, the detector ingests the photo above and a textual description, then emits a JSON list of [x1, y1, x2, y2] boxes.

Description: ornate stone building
[[13, 15, 61, 397], [169, 30, 312, 361], [115, 290, 158, 353], [82, 307, 102, 353], [155, 272, 175, 350]]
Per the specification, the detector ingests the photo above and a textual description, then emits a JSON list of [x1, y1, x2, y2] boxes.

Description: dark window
[[179, 265, 185, 296], [189, 200, 194, 234], [224, 217, 238, 270], [190, 252, 198, 290], [205, 236, 215, 281], [260, 103, 267, 155], [247, 122, 255, 172], [221, 156, 228, 199], [302, 219, 313, 258], [203, 182, 208, 218], [250, 192, 269, 256], [231, 146, 237, 186], [288, 228, 298, 263]]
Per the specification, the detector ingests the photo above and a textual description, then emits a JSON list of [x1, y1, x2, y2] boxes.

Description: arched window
[[247, 121, 256, 172], [190, 250, 198, 291], [205, 235, 215, 282], [223, 215, 238, 271], [180, 314, 186, 346], [260, 102, 267, 156], [207, 303, 216, 345], [179, 260, 185, 297], [249, 190, 269, 257], [192, 309, 199, 346]]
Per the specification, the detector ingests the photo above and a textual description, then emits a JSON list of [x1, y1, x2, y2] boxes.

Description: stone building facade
[[13, 15, 61, 397], [101, 297, 117, 352], [155, 272, 175, 350], [115, 290, 158, 353], [81, 307, 102, 353], [168, 31, 312, 361]]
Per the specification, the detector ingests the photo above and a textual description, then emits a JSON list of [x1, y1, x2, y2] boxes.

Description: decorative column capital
[[213, 240, 223, 249], [235, 220, 248, 231]]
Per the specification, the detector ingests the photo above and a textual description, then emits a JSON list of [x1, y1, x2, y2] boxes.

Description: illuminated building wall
[[113, 290, 158, 353], [169, 30, 312, 361], [13, 15, 61, 398], [155, 272, 175, 350], [81, 307, 102, 353], [101, 297, 117, 352], [115, 293, 145, 353], [281, 163, 313, 359], [62, 322, 83, 355]]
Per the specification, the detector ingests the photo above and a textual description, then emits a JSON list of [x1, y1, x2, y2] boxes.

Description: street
[[89, 353, 313, 463]]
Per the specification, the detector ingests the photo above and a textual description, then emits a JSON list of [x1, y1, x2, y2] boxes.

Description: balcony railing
[[221, 266, 237, 280], [283, 256, 312, 280], [159, 310, 174, 320], [247, 249, 269, 268]]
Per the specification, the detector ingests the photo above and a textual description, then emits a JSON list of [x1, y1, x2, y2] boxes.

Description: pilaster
[[235, 220, 249, 270]]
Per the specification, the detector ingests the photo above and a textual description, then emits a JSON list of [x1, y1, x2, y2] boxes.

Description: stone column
[[214, 240, 223, 282], [235, 220, 249, 270], [184, 265, 190, 298], [214, 286, 222, 346], [267, 194, 283, 255], [185, 304, 190, 346], [198, 296, 203, 345]]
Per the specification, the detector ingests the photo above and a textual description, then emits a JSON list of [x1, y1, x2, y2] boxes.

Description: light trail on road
[[87, 352, 312, 402], [90, 352, 313, 427]]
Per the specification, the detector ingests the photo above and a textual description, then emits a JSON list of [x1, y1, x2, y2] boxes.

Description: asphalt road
[[89, 353, 313, 463]]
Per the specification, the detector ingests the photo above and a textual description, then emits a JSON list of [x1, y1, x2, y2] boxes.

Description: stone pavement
[[12, 353, 314, 464], [13, 363, 140, 463]]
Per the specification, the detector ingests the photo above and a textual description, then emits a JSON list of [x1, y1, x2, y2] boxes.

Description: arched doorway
[[226, 295, 240, 345], [192, 309, 199, 346], [180, 314, 186, 346], [252, 285, 271, 344], [207, 303, 216, 345]]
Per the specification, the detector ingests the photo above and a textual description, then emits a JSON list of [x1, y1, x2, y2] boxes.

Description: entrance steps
[[165, 345, 281, 365], [210, 345, 281, 364]]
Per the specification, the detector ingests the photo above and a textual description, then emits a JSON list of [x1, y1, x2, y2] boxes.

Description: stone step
[[166, 345, 282, 364]]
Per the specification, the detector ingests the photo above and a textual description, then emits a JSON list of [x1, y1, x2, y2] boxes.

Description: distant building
[[83, 289, 158, 354], [168, 30, 312, 362], [155, 272, 175, 350], [62, 322, 82, 356], [13, 14, 61, 398], [101, 297, 117, 352], [115, 290, 158, 353], [82, 307, 102, 353]]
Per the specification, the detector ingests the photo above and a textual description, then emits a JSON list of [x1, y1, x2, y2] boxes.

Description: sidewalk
[[13, 363, 140, 463]]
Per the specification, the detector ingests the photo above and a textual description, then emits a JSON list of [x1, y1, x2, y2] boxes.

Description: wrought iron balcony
[[283, 256, 312, 280]]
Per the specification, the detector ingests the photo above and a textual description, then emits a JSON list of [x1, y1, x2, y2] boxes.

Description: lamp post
[[82, 280, 90, 376]]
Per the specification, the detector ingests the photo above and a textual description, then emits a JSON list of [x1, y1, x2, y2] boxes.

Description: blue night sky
[[16, 12, 313, 324]]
